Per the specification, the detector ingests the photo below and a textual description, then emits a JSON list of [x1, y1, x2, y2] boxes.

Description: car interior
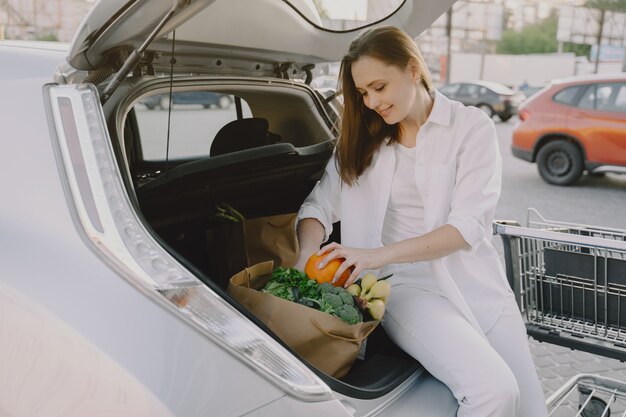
[[106, 76, 422, 398]]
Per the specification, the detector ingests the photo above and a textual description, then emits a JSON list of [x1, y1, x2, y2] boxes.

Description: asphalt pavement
[[493, 117, 626, 415]]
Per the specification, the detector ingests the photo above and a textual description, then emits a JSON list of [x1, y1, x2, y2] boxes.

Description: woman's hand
[[317, 242, 389, 287]]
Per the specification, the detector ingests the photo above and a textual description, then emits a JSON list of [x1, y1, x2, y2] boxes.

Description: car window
[[576, 83, 626, 112], [596, 83, 626, 113], [614, 84, 626, 111], [458, 84, 480, 97], [553, 86, 582, 105], [577, 85, 596, 110], [134, 92, 252, 161]]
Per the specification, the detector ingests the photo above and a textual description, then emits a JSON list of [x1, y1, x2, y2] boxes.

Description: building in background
[[0, 0, 93, 41]]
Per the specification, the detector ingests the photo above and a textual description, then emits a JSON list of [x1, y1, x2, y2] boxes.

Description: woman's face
[[350, 55, 418, 125]]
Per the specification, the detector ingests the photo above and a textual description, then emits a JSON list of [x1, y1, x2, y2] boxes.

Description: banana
[[360, 273, 378, 294], [346, 283, 362, 297], [363, 279, 391, 302], [367, 299, 386, 320], [350, 273, 392, 320]]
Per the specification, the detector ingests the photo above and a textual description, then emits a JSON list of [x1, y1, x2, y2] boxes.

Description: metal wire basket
[[494, 208, 626, 361], [546, 374, 626, 417]]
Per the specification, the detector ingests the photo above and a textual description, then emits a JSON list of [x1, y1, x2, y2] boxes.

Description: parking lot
[[137, 105, 626, 410], [493, 116, 626, 414]]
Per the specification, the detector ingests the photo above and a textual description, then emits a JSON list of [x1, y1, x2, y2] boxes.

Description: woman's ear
[[408, 60, 420, 82]]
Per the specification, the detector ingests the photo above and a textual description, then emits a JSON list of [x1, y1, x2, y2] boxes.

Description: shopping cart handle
[[492, 220, 520, 234]]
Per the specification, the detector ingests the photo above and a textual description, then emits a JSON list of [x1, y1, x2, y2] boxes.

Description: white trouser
[[381, 263, 548, 417]]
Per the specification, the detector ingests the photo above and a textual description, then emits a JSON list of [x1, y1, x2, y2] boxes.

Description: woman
[[293, 26, 548, 417]]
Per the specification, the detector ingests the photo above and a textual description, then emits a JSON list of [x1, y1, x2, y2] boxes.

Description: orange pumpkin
[[305, 252, 352, 287]]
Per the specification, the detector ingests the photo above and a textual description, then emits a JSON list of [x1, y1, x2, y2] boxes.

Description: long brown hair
[[336, 26, 433, 186]]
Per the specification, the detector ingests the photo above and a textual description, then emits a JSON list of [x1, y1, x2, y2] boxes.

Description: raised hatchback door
[[67, 0, 456, 73]]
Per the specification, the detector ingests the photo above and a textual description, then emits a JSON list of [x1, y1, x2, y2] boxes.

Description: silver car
[[0, 1, 460, 416]]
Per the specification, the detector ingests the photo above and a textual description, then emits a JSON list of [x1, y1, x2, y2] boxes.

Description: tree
[[496, 13, 558, 54], [496, 12, 591, 56], [585, 0, 626, 12]]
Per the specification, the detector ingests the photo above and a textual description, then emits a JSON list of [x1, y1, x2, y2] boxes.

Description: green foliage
[[35, 33, 59, 42], [262, 268, 363, 324], [585, 0, 626, 12], [496, 12, 593, 57], [496, 13, 558, 54]]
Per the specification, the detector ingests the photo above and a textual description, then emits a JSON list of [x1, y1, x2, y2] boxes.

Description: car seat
[[210, 117, 279, 156]]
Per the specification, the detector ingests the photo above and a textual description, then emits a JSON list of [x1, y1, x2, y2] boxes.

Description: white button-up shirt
[[296, 90, 513, 333]]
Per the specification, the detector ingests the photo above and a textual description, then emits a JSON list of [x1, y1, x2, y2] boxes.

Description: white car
[[0, 1, 460, 416]]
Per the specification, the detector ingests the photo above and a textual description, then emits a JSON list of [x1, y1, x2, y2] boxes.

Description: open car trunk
[[103, 75, 422, 398]]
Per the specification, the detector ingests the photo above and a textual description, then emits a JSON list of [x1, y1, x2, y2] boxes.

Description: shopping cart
[[546, 373, 626, 416], [494, 208, 626, 416]]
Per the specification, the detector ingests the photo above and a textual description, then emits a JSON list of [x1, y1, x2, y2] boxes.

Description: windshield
[[285, 0, 404, 32]]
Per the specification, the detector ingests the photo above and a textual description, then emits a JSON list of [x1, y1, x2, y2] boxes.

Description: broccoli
[[337, 290, 355, 306], [318, 283, 362, 324], [319, 292, 343, 314], [333, 304, 363, 325], [318, 282, 334, 293]]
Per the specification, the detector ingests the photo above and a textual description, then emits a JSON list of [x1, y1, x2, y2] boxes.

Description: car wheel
[[536, 140, 584, 186], [477, 104, 494, 118], [579, 396, 609, 417], [218, 95, 232, 109], [160, 96, 171, 110], [499, 114, 513, 122]]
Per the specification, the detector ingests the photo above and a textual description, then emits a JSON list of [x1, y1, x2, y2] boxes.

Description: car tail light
[[519, 109, 530, 121], [44, 84, 332, 401]]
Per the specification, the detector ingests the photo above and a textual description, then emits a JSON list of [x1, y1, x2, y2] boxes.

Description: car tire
[[536, 140, 584, 186], [160, 96, 171, 110], [218, 95, 232, 109], [477, 104, 494, 118], [499, 114, 513, 122]]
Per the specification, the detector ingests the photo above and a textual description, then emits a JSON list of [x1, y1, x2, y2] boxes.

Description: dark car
[[141, 91, 233, 109], [512, 73, 626, 185], [438, 81, 525, 121]]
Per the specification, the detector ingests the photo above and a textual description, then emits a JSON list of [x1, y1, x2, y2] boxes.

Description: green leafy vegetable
[[261, 267, 363, 325]]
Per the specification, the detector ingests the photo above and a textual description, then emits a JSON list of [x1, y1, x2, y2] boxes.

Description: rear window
[[286, 0, 403, 31], [458, 84, 485, 97], [552, 86, 581, 105], [134, 92, 251, 161]]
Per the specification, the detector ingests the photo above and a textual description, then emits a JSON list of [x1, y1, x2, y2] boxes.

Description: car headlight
[[44, 83, 332, 401]]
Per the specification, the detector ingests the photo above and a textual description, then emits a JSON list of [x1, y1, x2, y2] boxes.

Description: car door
[[569, 82, 626, 166], [438, 83, 461, 100]]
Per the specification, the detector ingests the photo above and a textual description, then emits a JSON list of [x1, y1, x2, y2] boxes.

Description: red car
[[512, 73, 626, 185]]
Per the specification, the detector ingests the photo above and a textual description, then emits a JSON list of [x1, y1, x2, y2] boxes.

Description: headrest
[[210, 118, 269, 156]]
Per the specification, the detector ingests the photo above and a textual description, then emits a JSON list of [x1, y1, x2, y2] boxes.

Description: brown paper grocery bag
[[228, 261, 379, 378], [206, 213, 299, 288], [243, 213, 299, 268]]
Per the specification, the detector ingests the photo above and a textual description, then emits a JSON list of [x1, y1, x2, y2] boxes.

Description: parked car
[[0, 0, 462, 416], [141, 91, 233, 109], [438, 80, 525, 121], [512, 73, 626, 185], [518, 84, 546, 100]]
